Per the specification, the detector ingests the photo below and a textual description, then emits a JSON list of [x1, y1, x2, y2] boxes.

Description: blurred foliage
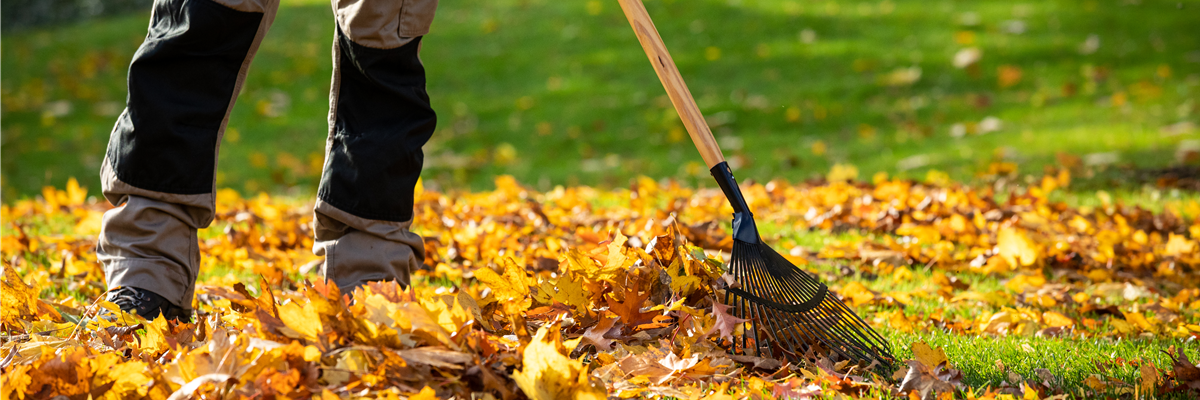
[[1, 0, 1198, 201], [1, 0, 151, 31]]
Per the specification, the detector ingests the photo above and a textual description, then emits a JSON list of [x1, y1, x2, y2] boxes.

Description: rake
[[617, 0, 896, 369]]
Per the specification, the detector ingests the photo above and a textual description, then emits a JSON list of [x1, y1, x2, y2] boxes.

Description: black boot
[[106, 286, 190, 322]]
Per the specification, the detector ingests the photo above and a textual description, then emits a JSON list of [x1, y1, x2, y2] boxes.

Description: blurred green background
[[2, 0, 1198, 201]]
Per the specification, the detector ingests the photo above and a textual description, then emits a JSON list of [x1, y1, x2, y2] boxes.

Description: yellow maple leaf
[[138, 314, 172, 355], [91, 353, 153, 399], [827, 163, 859, 183], [1, 264, 39, 326], [64, 178, 87, 206], [563, 248, 606, 282], [3, 364, 33, 398], [1083, 375, 1108, 391], [475, 257, 533, 302], [997, 226, 1038, 268], [1121, 311, 1156, 333], [277, 300, 324, 341], [604, 231, 631, 270], [420, 295, 473, 335], [1042, 311, 1074, 328], [1004, 273, 1046, 293], [514, 323, 606, 400], [73, 209, 104, 235], [1139, 362, 1159, 396], [1164, 233, 1196, 257], [910, 342, 949, 369], [1022, 383, 1039, 400], [393, 302, 455, 347], [318, 389, 341, 400], [838, 281, 877, 307], [878, 310, 915, 333], [1110, 318, 1137, 335], [665, 257, 703, 296], [539, 273, 591, 311]]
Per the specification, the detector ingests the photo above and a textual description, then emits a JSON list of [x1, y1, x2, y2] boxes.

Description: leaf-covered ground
[[2, 172, 1200, 399]]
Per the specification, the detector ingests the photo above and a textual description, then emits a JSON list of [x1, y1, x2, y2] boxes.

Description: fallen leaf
[[410, 386, 438, 400], [1042, 311, 1074, 328], [578, 312, 618, 351], [1140, 362, 1159, 396], [897, 360, 960, 400], [997, 227, 1038, 268], [392, 347, 473, 369], [1, 263, 39, 326], [1165, 346, 1200, 394], [910, 342, 949, 369], [513, 323, 605, 400]]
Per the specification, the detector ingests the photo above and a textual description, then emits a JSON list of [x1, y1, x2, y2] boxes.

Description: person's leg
[[314, 0, 438, 294], [99, 0, 280, 319]]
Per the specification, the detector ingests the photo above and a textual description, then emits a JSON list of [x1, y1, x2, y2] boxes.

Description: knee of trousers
[[106, 0, 277, 199], [333, 0, 437, 50], [320, 26, 436, 223]]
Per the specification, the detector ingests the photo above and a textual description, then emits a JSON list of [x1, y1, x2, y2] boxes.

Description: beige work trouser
[[98, 0, 437, 311]]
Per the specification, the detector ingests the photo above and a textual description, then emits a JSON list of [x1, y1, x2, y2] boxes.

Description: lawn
[[2, 0, 1200, 398]]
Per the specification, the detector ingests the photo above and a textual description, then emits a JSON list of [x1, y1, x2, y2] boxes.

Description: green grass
[[759, 222, 1198, 397], [885, 329, 1197, 398], [3, 0, 1199, 201]]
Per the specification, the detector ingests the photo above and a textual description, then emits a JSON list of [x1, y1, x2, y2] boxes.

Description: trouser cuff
[[312, 199, 424, 294], [98, 195, 202, 310], [103, 259, 196, 312]]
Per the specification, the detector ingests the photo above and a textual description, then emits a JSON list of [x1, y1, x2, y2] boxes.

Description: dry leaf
[[705, 301, 748, 342], [897, 360, 959, 400], [513, 323, 605, 400], [997, 226, 1038, 268], [910, 342, 949, 369], [1, 263, 39, 326]]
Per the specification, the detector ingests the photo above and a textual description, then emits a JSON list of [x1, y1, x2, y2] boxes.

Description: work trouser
[[98, 0, 438, 311]]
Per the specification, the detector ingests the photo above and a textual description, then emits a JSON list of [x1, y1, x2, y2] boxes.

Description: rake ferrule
[[710, 162, 760, 244]]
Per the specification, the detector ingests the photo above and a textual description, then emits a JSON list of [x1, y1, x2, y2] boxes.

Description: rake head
[[711, 162, 896, 370]]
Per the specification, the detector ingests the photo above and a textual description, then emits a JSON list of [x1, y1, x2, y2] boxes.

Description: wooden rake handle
[[617, 0, 725, 169]]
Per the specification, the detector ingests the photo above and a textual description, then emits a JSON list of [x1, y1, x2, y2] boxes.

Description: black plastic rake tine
[[782, 307, 824, 353], [804, 299, 880, 362], [734, 295, 745, 354], [776, 302, 854, 362], [833, 302, 893, 361], [754, 256, 787, 358], [749, 268, 786, 358], [762, 245, 895, 367], [734, 265, 751, 355], [723, 239, 896, 369], [834, 298, 890, 347], [724, 281, 739, 354], [765, 306, 806, 358], [806, 301, 871, 357], [749, 265, 795, 357], [744, 246, 844, 363], [749, 297, 766, 357]]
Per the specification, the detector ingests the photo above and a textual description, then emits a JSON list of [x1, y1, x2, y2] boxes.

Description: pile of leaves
[[2, 173, 1199, 399]]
